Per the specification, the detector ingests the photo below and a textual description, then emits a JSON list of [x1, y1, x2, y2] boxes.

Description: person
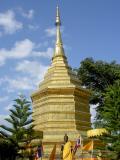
[[60, 134, 68, 159], [63, 141, 73, 160], [64, 133, 68, 144], [73, 135, 82, 154], [35, 142, 43, 160]]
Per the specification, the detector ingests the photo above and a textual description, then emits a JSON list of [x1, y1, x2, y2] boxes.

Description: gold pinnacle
[[53, 6, 65, 57]]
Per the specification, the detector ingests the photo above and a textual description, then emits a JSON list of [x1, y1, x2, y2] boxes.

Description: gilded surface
[[31, 6, 91, 156], [87, 128, 108, 137]]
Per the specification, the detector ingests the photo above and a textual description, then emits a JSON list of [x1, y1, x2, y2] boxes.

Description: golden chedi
[[31, 6, 91, 155]]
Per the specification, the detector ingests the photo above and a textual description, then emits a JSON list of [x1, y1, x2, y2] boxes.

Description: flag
[[34, 151, 39, 160], [82, 140, 93, 151], [49, 144, 56, 160]]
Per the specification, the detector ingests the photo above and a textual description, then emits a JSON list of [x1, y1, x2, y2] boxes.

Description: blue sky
[[0, 0, 120, 124]]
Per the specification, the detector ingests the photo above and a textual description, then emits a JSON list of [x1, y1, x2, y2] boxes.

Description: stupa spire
[[53, 5, 65, 57], [31, 6, 91, 157]]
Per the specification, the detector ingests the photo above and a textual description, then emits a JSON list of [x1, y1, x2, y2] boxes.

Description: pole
[[91, 139, 93, 160], [81, 137, 83, 160]]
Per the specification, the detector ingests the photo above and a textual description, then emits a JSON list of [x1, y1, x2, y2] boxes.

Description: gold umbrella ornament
[[86, 128, 108, 160], [87, 128, 108, 138]]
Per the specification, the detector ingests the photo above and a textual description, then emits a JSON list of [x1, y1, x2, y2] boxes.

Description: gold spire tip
[[55, 5, 61, 26]]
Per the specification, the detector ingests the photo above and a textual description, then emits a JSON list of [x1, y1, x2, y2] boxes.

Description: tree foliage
[[99, 81, 120, 160], [0, 95, 35, 159], [77, 57, 120, 119], [0, 138, 17, 160], [77, 58, 120, 159]]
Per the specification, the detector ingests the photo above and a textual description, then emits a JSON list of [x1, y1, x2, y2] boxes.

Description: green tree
[[0, 136, 17, 160], [77, 58, 120, 120], [77, 58, 120, 159], [99, 81, 120, 160], [0, 95, 35, 159]]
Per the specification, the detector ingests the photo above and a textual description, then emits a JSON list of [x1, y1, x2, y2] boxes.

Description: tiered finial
[[53, 6, 65, 57]]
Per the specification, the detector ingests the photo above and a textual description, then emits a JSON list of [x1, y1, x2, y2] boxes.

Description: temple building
[[31, 6, 91, 155]]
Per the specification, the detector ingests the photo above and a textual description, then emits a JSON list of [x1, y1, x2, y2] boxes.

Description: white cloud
[[0, 39, 35, 65], [0, 96, 8, 102], [20, 9, 34, 19], [16, 60, 48, 79], [45, 27, 56, 37], [9, 39, 34, 58], [0, 114, 9, 125], [33, 47, 53, 58], [0, 78, 4, 85], [45, 26, 64, 37], [0, 60, 48, 92], [4, 103, 13, 111], [35, 41, 49, 49], [0, 10, 23, 34], [2, 39, 34, 58], [0, 58, 48, 92], [4, 76, 34, 91], [0, 76, 34, 92], [0, 39, 53, 66], [15, 60, 48, 87], [28, 24, 39, 30], [0, 55, 5, 66]]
